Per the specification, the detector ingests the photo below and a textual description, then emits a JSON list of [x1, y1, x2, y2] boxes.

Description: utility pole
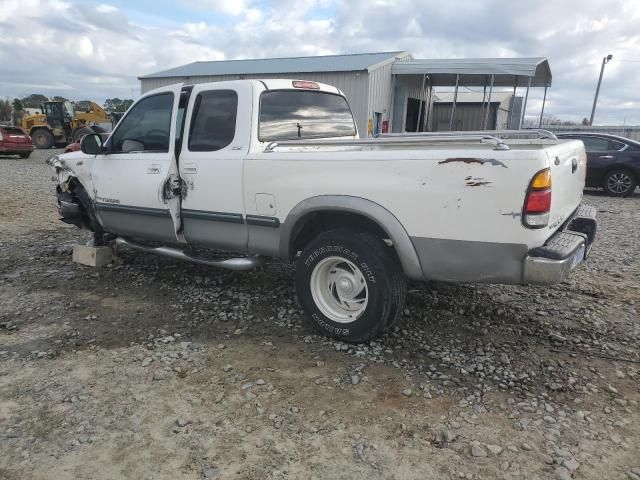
[[589, 54, 612, 126]]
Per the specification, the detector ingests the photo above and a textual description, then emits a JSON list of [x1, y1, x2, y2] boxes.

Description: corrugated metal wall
[[141, 71, 370, 136], [390, 74, 432, 133]]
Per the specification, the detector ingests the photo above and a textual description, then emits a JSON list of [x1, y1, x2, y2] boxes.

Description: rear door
[[178, 82, 252, 251], [90, 85, 184, 242]]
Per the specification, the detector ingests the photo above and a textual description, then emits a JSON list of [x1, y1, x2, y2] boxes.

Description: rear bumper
[[523, 204, 597, 285], [0, 144, 34, 153]]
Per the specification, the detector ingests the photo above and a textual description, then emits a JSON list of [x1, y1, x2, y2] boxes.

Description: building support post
[[519, 76, 532, 129], [424, 76, 433, 132], [449, 74, 460, 131], [538, 85, 548, 128], [481, 83, 487, 125], [507, 78, 518, 129], [482, 74, 495, 130], [416, 73, 426, 132], [388, 74, 397, 133]]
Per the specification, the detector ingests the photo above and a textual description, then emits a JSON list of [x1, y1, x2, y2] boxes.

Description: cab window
[[188, 90, 238, 152], [258, 90, 356, 141], [110, 93, 174, 153]]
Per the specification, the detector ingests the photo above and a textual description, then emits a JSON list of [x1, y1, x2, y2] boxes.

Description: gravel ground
[[1, 149, 639, 480]]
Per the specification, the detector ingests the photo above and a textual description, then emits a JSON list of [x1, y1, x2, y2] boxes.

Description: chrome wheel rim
[[607, 172, 632, 194], [310, 256, 368, 323]]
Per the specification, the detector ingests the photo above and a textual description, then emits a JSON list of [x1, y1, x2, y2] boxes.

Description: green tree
[[0, 98, 11, 122], [52, 96, 69, 102], [21, 94, 49, 108], [11, 98, 24, 125], [104, 98, 134, 113]]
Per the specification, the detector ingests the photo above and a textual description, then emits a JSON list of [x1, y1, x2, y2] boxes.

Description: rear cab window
[[188, 90, 238, 152], [258, 90, 356, 142]]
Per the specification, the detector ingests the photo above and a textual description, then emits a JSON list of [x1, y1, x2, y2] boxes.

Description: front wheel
[[31, 129, 54, 149], [603, 169, 637, 197], [295, 229, 406, 343]]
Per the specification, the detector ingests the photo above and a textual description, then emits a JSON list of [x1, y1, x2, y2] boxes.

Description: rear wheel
[[603, 169, 637, 197], [31, 129, 54, 149], [295, 229, 406, 343]]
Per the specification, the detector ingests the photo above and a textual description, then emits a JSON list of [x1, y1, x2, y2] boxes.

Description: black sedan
[[557, 133, 640, 197]]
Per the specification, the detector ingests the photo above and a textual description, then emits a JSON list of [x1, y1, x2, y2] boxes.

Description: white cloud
[[0, 0, 637, 124]]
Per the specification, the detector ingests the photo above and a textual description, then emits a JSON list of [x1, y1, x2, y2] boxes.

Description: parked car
[[556, 133, 640, 197], [48, 79, 596, 343], [0, 125, 33, 158]]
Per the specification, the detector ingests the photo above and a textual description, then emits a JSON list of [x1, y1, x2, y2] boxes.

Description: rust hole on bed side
[[439, 158, 508, 168]]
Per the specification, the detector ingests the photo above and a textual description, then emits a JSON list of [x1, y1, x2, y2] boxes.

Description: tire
[[72, 127, 94, 143], [603, 169, 637, 197], [91, 125, 107, 134], [19, 152, 31, 158], [31, 129, 54, 149], [295, 229, 407, 343]]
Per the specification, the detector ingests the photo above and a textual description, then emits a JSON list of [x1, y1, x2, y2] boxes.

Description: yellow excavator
[[21, 100, 111, 149]]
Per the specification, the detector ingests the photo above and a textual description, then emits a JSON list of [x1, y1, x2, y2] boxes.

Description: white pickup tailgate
[[546, 140, 586, 233]]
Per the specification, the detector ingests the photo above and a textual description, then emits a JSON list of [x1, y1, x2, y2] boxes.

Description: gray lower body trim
[[95, 203, 176, 242], [411, 237, 528, 284], [182, 209, 244, 224]]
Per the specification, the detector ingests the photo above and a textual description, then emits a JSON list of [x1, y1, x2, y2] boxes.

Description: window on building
[[259, 90, 356, 141], [188, 90, 238, 152]]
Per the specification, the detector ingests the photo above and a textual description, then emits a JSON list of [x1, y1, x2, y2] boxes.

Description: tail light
[[523, 168, 551, 228]]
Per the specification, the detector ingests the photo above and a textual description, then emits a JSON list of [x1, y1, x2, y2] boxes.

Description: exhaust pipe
[[115, 238, 264, 271]]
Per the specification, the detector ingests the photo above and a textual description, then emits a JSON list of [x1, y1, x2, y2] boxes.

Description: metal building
[[139, 51, 429, 136], [139, 52, 551, 135], [432, 92, 521, 131]]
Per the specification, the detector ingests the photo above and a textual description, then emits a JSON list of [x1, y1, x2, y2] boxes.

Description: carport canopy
[[390, 57, 552, 131], [390, 57, 551, 87]]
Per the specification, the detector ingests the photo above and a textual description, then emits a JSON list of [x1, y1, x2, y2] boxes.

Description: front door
[[178, 82, 252, 251], [90, 85, 183, 242]]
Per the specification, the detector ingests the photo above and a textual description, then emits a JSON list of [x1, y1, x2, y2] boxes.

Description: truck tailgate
[[547, 140, 586, 232]]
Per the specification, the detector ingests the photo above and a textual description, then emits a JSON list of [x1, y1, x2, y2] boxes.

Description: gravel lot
[[1, 149, 639, 480]]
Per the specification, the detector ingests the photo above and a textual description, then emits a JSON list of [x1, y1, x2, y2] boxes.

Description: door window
[[109, 93, 174, 153], [608, 139, 626, 151], [580, 137, 610, 152], [188, 90, 238, 152]]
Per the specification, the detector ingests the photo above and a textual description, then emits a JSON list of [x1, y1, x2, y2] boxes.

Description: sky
[[0, 0, 638, 124]]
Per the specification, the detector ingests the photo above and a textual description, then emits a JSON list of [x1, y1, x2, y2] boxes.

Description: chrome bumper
[[523, 204, 597, 285]]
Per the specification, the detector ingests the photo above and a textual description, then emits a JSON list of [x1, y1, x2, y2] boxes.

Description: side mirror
[[80, 133, 104, 155]]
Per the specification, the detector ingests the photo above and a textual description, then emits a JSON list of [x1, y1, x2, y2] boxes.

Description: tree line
[[0, 95, 134, 124]]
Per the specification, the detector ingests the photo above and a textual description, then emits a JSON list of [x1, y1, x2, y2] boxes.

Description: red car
[[0, 125, 34, 158]]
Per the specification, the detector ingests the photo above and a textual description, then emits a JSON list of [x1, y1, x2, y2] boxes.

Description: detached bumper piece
[[524, 204, 597, 285]]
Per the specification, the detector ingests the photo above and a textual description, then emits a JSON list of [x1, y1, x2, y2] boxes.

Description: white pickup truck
[[49, 79, 597, 342]]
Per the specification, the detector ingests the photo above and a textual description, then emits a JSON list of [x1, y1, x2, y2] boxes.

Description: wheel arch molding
[[279, 195, 424, 280]]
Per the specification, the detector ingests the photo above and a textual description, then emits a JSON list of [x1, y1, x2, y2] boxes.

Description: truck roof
[[145, 79, 344, 97]]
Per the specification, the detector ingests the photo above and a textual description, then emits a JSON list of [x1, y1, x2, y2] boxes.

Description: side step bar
[[115, 238, 264, 271]]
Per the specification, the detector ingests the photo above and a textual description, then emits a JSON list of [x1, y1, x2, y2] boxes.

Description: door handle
[[181, 163, 198, 174], [599, 155, 614, 159], [146, 164, 161, 174], [571, 157, 578, 173]]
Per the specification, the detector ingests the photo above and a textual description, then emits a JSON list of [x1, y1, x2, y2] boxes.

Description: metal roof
[[391, 58, 552, 87], [140, 51, 408, 79]]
